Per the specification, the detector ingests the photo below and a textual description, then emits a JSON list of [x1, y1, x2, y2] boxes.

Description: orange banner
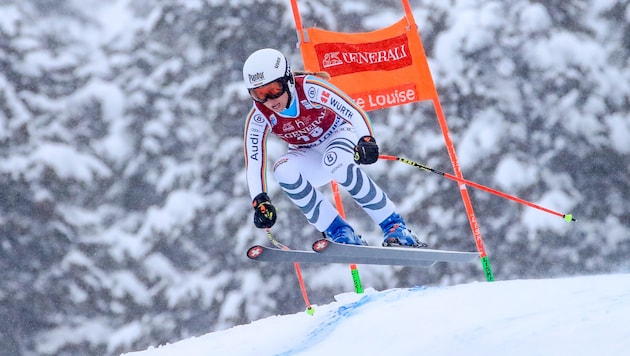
[[299, 18, 437, 111]]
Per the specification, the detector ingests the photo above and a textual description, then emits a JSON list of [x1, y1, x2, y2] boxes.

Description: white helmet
[[243, 48, 293, 89]]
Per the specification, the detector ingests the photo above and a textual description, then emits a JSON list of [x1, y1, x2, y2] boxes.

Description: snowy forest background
[[1, 0, 628, 355]]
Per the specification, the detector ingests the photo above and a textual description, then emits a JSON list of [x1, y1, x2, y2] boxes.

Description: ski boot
[[380, 213, 428, 248], [325, 216, 367, 246]]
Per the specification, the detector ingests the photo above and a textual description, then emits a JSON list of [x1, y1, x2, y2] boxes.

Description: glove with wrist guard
[[252, 192, 277, 229], [354, 135, 379, 165]]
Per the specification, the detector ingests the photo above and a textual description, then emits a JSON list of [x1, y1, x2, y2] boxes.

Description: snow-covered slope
[[125, 274, 630, 356]]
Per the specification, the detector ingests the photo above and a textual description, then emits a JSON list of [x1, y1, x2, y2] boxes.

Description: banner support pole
[[290, 0, 305, 45], [431, 98, 495, 281]]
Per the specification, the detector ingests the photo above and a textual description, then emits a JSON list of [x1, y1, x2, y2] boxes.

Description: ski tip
[[246, 245, 265, 260], [563, 213, 576, 222], [312, 239, 330, 252]]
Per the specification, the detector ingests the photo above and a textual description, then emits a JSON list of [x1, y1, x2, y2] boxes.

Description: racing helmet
[[243, 48, 295, 106]]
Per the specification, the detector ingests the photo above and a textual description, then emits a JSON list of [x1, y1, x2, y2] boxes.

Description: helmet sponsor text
[[248, 72, 265, 85]]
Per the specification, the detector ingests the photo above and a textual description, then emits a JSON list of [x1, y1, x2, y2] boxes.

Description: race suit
[[244, 75, 396, 231]]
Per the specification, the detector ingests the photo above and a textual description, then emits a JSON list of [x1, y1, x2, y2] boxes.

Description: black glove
[[354, 136, 379, 164], [252, 192, 277, 229]]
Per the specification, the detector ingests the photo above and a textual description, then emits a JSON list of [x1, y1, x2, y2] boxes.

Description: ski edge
[[312, 239, 479, 263]]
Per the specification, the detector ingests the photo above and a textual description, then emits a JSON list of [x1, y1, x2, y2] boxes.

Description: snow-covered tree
[[0, 0, 628, 354]]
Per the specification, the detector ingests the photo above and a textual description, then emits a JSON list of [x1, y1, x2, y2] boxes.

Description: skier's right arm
[[244, 108, 276, 228]]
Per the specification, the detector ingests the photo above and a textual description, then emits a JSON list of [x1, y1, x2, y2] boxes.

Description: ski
[[311, 239, 479, 264], [247, 239, 479, 267], [247, 245, 436, 267]]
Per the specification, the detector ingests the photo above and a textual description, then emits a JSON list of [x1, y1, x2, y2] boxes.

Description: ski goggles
[[249, 79, 287, 103]]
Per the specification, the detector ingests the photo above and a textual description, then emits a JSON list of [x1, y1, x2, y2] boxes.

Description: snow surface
[[124, 273, 630, 356]]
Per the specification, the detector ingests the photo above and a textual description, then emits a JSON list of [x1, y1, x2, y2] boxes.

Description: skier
[[243, 48, 427, 247]]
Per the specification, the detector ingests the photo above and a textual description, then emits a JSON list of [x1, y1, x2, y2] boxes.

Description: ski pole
[[265, 229, 315, 315], [379, 155, 576, 222]]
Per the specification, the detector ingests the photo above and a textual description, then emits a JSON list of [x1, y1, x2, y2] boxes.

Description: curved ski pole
[[266, 228, 289, 249], [379, 155, 576, 222], [265, 229, 315, 315]]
